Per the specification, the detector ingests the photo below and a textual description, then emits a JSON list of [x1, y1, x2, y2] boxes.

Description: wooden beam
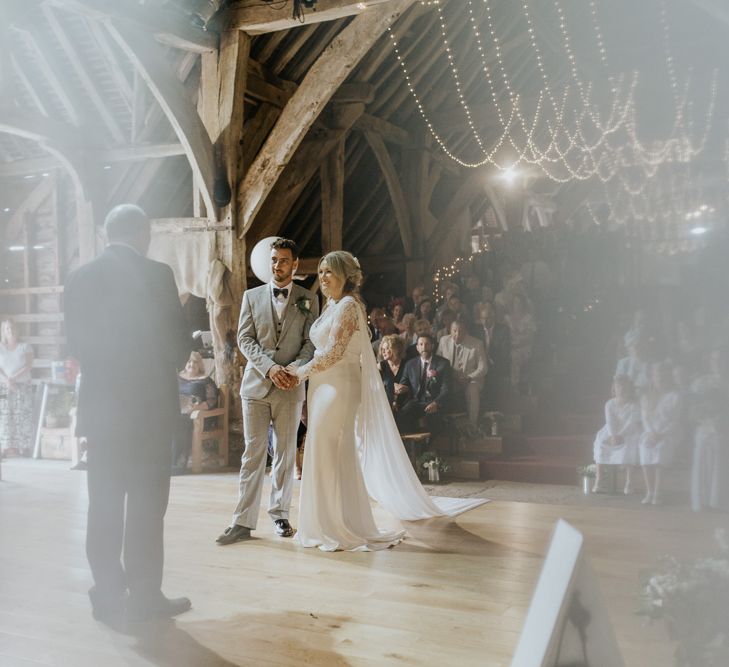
[[105, 20, 218, 218], [85, 19, 134, 106], [320, 137, 345, 252], [41, 5, 126, 144], [237, 0, 416, 237], [247, 102, 366, 248], [46, 0, 217, 53], [364, 130, 412, 255], [228, 0, 394, 35], [0, 143, 186, 177], [355, 114, 412, 147], [16, 26, 82, 126]]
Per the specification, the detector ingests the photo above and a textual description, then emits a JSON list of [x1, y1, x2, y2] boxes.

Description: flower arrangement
[[639, 529, 729, 666], [577, 463, 597, 479], [296, 296, 312, 315], [416, 450, 450, 482]]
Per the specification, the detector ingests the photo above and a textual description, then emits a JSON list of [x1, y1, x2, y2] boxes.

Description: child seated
[[593, 375, 642, 493]]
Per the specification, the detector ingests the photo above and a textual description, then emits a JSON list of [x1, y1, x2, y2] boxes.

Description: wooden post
[[320, 136, 345, 252], [198, 29, 250, 397]]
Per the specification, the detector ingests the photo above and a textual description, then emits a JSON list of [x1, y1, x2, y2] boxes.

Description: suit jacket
[[238, 283, 319, 401], [437, 334, 487, 386], [64, 245, 190, 458], [401, 354, 451, 407]]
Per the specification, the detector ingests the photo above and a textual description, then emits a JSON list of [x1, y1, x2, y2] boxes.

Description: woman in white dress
[[592, 375, 642, 494], [639, 361, 682, 505], [690, 388, 729, 513], [290, 252, 486, 552]]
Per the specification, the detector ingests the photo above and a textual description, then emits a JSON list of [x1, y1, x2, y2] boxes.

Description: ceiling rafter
[[41, 5, 126, 144]]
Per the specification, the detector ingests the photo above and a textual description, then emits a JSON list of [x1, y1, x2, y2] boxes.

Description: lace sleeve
[[297, 298, 360, 380]]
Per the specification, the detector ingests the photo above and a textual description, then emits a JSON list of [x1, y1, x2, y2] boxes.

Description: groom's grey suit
[[231, 282, 319, 529]]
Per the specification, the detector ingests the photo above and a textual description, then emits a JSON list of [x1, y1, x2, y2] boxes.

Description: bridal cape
[[353, 307, 487, 521]]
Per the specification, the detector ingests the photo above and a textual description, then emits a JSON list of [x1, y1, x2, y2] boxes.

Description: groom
[[217, 238, 318, 545]]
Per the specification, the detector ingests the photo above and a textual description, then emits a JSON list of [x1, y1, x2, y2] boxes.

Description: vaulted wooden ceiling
[[1, 0, 727, 280]]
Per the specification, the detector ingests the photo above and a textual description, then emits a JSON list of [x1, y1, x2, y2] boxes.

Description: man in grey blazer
[[437, 318, 487, 433], [217, 239, 318, 544]]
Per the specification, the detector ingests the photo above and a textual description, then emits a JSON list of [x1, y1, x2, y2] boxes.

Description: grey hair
[[104, 204, 149, 242], [319, 251, 363, 296]]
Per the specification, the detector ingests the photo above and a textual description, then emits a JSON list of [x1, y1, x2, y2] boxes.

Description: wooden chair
[[189, 385, 229, 473]]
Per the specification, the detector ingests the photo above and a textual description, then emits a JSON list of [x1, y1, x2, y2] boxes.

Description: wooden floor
[[0, 459, 725, 666]]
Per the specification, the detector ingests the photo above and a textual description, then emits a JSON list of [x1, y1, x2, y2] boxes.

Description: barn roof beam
[[43, 0, 217, 53], [237, 0, 416, 238], [228, 0, 395, 35]]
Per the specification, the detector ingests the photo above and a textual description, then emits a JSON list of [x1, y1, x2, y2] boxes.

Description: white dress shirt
[[270, 280, 293, 320]]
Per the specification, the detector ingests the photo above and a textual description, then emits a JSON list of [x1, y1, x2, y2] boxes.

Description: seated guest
[[445, 294, 468, 322], [406, 284, 425, 314], [435, 282, 459, 319], [476, 303, 511, 409], [615, 337, 651, 395], [389, 300, 405, 330], [399, 313, 416, 342], [505, 294, 536, 392], [435, 309, 456, 343], [406, 319, 435, 360], [592, 375, 642, 494], [691, 387, 729, 512], [379, 334, 408, 418], [399, 334, 451, 434], [415, 297, 435, 325], [0, 318, 34, 457], [173, 351, 219, 471], [372, 317, 398, 360], [639, 361, 682, 505], [368, 307, 387, 341], [461, 275, 482, 310], [437, 319, 487, 433]]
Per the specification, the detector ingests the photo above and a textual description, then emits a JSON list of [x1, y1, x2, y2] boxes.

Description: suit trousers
[[453, 379, 482, 428], [232, 392, 302, 529], [86, 440, 170, 608]]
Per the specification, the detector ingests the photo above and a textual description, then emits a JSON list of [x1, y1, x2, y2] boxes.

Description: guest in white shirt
[[639, 361, 682, 505], [592, 375, 642, 494], [0, 318, 35, 456], [437, 319, 487, 431]]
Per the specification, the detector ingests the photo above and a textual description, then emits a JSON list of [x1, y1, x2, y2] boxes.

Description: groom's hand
[[269, 364, 296, 390]]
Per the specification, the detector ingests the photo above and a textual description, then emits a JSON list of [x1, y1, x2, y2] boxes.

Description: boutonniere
[[427, 368, 438, 382], [296, 296, 312, 315]]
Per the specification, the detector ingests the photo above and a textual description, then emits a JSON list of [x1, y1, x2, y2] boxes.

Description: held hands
[[269, 364, 299, 390]]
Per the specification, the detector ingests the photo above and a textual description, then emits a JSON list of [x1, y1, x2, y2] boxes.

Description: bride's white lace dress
[[295, 296, 486, 552]]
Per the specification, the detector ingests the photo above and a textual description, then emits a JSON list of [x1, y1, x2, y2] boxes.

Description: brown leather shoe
[[274, 519, 295, 537], [216, 524, 252, 545]]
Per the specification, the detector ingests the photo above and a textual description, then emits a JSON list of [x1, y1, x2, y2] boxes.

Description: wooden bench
[[401, 432, 431, 471], [189, 385, 229, 473]]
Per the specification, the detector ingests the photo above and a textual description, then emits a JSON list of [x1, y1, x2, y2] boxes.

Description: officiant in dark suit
[[398, 333, 451, 433], [64, 204, 192, 626]]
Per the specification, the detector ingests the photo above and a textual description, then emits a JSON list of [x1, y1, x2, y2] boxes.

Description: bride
[[288, 251, 486, 551]]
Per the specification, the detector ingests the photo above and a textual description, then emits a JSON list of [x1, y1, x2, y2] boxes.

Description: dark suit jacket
[[64, 245, 190, 460], [401, 354, 451, 407]]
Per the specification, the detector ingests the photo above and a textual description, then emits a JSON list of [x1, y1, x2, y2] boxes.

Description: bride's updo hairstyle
[[319, 251, 364, 298]]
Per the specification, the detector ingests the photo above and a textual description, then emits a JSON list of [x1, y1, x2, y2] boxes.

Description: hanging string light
[[399, 0, 721, 193]]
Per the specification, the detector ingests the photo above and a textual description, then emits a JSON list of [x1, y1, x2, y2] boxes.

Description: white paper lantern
[[250, 236, 280, 284]]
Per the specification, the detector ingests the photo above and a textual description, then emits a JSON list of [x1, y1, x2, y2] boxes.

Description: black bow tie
[[273, 287, 289, 299]]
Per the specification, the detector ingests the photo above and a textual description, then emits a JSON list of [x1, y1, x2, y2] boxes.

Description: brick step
[[524, 434, 594, 458]]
